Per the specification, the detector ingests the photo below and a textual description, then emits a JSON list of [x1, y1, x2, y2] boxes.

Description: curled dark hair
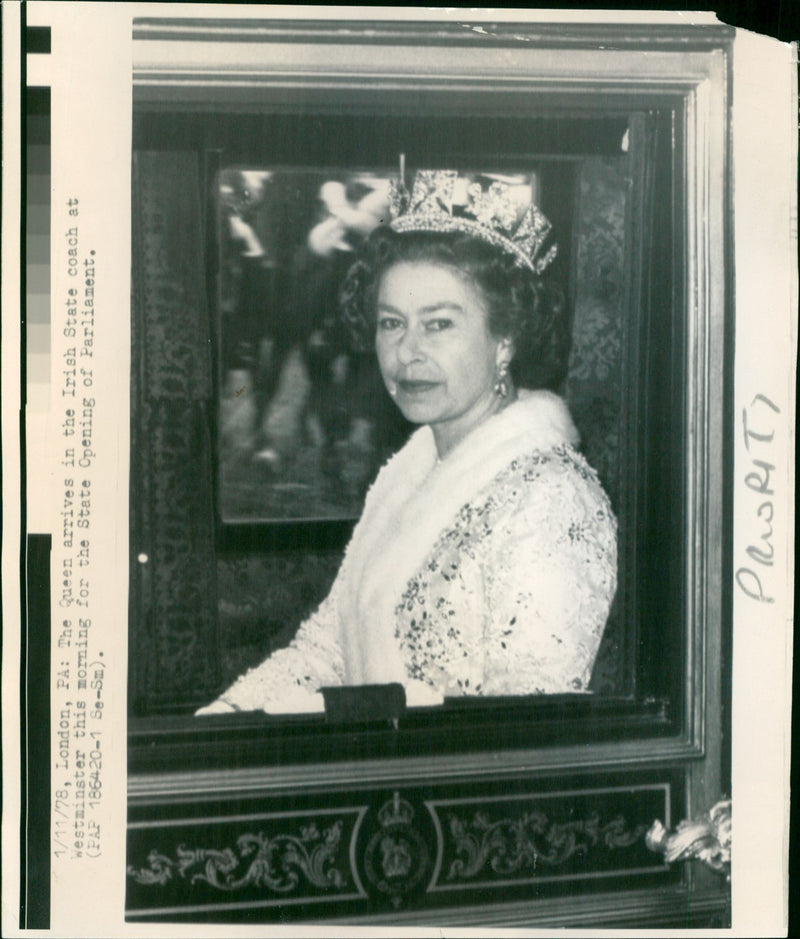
[[339, 227, 569, 391]]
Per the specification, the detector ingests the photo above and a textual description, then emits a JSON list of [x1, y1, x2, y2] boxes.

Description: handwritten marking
[[736, 393, 780, 604]]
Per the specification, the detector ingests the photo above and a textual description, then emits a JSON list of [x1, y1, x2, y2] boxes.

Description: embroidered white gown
[[199, 391, 617, 713]]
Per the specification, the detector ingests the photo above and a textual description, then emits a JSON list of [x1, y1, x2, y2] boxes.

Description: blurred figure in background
[[219, 170, 406, 518]]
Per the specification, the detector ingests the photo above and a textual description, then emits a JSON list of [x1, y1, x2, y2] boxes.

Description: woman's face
[[375, 261, 510, 454]]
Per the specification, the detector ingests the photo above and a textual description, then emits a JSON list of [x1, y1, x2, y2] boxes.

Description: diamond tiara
[[388, 169, 557, 274]]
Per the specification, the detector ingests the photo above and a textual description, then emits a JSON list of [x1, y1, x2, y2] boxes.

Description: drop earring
[[493, 361, 510, 399]]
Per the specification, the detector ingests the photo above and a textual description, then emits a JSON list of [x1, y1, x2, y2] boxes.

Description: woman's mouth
[[397, 379, 440, 395]]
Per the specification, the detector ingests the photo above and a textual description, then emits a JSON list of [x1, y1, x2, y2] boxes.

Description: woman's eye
[[426, 318, 453, 332], [377, 317, 402, 332]]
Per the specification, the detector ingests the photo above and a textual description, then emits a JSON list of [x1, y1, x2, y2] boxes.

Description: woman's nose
[[396, 325, 424, 364]]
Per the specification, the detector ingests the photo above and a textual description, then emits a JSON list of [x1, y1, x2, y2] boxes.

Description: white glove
[[195, 688, 326, 717], [404, 680, 445, 709], [196, 685, 439, 717], [268, 688, 326, 714], [195, 698, 237, 717]]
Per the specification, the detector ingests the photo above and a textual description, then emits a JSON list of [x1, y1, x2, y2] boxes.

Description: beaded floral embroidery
[[394, 446, 616, 697]]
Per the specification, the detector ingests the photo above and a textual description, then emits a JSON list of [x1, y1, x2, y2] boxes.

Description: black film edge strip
[[20, 535, 52, 929], [20, 13, 53, 922], [25, 26, 51, 55]]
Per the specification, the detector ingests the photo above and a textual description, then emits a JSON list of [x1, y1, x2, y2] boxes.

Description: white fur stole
[[337, 390, 580, 684]]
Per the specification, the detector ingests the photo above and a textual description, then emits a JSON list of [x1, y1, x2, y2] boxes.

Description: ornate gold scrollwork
[[646, 798, 731, 881], [127, 821, 348, 893], [446, 810, 647, 881]]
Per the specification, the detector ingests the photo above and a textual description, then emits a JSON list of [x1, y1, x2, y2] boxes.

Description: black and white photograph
[[2, 4, 796, 937], [126, 11, 735, 927]]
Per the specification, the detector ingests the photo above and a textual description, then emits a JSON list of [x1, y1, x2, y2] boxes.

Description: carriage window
[[131, 108, 682, 720], [129, 22, 726, 763]]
